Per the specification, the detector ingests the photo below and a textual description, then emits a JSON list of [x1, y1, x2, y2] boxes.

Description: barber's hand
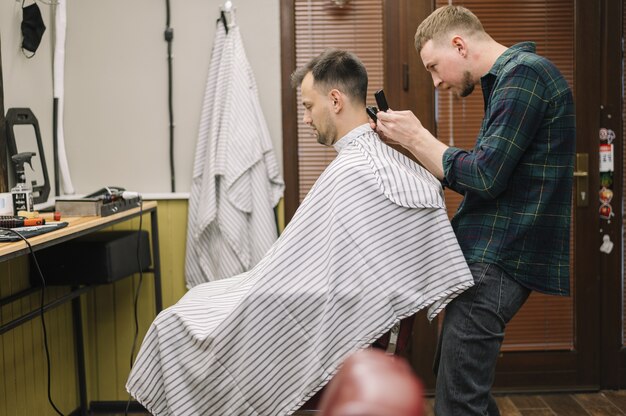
[[375, 109, 447, 180], [369, 109, 400, 145], [375, 109, 423, 150], [368, 118, 377, 132]]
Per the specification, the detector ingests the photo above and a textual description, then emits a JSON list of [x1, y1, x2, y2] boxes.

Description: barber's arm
[[441, 67, 548, 199], [375, 110, 448, 180]]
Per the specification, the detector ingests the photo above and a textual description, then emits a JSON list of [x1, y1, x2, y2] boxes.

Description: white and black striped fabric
[[128, 125, 474, 415], [185, 17, 284, 287]]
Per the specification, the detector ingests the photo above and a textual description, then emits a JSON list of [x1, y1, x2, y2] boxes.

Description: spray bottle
[[11, 152, 36, 215]]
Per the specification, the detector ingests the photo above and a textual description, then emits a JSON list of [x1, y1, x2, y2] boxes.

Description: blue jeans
[[434, 263, 531, 416]]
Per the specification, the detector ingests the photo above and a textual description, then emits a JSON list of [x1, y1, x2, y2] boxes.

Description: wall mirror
[[5, 108, 50, 204]]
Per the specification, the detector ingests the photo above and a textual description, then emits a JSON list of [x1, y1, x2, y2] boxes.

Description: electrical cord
[[129, 199, 144, 368], [125, 198, 144, 416], [164, 0, 175, 192], [3, 198, 146, 415], [0, 227, 65, 416]]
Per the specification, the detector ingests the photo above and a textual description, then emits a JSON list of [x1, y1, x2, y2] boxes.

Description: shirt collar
[[485, 41, 536, 79], [480, 42, 536, 109], [333, 124, 373, 152]]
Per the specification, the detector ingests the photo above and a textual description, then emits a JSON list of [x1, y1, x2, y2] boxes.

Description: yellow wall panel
[[0, 199, 189, 414], [0, 197, 285, 412], [1, 261, 78, 415]]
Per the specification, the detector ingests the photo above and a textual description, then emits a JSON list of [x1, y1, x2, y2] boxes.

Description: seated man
[[126, 49, 473, 416]]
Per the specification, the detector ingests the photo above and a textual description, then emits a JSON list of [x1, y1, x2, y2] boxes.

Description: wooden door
[[282, 0, 608, 391], [389, 0, 602, 391]]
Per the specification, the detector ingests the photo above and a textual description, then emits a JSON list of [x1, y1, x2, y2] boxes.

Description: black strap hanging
[[0, 33, 8, 192], [219, 10, 229, 34]]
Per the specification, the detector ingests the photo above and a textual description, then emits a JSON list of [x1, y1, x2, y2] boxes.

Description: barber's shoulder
[[501, 53, 570, 96]]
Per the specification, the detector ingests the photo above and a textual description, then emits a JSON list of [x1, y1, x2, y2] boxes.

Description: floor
[[292, 390, 626, 416], [99, 391, 626, 415], [486, 391, 626, 416]]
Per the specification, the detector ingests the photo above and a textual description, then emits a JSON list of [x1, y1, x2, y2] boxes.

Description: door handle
[[574, 153, 588, 207]]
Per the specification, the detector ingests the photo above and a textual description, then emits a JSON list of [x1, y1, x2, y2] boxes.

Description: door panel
[[391, 0, 601, 391], [283, 0, 611, 391], [434, 0, 576, 355]]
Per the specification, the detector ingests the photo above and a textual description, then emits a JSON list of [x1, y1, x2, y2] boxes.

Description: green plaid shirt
[[442, 42, 575, 296]]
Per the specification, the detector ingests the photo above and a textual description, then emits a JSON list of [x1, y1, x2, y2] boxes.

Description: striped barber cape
[[127, 124, 474, 416]]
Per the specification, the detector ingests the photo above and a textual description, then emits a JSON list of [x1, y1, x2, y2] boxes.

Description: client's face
[[301, 72, 337, 146]]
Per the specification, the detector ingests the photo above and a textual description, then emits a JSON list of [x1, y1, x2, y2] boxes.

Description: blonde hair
[[414, 5, 485, 52]]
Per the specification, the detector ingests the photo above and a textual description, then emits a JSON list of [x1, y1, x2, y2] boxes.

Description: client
[[126, 49, 473, 416]]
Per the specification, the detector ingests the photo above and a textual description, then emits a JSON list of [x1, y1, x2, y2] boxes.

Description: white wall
[[1, 1, 55, 199], [1, 0, 282, 198]]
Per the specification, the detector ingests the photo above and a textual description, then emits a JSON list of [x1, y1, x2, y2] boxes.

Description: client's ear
[[329, 89, 343, 113]]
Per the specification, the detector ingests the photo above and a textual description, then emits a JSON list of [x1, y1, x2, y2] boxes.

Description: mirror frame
[[5, 107, 51, 204]]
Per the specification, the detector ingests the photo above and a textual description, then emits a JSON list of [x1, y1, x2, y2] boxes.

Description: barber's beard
[[459, 71, 475, 97]]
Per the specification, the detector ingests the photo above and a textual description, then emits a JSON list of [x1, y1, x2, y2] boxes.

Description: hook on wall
[[219, 1, 236, 32]]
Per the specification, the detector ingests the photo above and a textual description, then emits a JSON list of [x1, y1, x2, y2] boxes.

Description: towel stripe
[[185, 21, 284, 287]]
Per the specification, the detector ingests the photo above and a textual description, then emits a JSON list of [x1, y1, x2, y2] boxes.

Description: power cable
[[1, 227, 65, 416], [125, 198, 144, 416]]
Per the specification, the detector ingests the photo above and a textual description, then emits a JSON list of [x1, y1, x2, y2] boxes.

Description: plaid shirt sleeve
[[443, 64, 549, 197], [438, 42, 575, 295]]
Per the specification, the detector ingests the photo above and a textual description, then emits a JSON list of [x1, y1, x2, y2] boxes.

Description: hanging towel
[[127, 125, 474, 416], [185, 17, 284, 287]]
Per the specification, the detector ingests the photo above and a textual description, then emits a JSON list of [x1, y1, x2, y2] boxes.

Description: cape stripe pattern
[[128, 125, 473, 415]]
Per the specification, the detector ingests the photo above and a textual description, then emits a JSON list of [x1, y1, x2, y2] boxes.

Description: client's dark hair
[[291, 48, 368, 105]]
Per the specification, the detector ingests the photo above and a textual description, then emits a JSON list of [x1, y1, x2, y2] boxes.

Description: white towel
[[185, 19, 284, 287], [129, 125, 473, 416]]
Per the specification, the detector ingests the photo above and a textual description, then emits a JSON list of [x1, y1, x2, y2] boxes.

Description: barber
[[374, 5, 575, 415]]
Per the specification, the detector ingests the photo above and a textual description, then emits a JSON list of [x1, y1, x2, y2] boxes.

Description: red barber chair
[[299, 314, 418, 413], [319, 346, 425, 416]]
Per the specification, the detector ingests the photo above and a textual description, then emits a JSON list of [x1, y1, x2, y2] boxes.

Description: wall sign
[[598, 128, 616, 225]]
